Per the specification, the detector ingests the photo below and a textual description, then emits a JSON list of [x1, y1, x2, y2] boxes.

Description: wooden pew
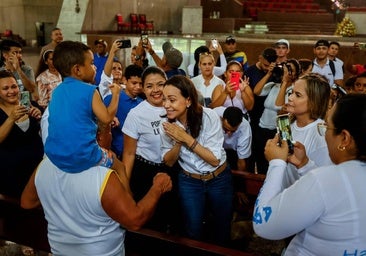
[[0, 194, 50, 252], [0, 193, 255, 256], [126, 228, 254, 256]]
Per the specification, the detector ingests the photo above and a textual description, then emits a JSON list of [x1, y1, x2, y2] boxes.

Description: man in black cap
[[312, 39, 343, 87], [220, 35, 249, 71], [245, 47, 277, 174], [94, 39, 109, 85]]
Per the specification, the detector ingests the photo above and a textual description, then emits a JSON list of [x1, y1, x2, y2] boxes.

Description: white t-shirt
[[160, 107, 226, 174], [258, 82, 282, 130], [122, 100, 164, 163], [312, 58, 343, 86], [98, 71, 113, 100], [35, 157, 125, 256], [213, 106, 252, 159], [191, 74, 225, 107], [283, 119, 333, 187], [187, 53, 227, 78], [253, 160, 366, 256]]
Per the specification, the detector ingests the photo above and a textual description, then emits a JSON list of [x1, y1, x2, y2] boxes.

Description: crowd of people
[[0, 29, 365, 255]]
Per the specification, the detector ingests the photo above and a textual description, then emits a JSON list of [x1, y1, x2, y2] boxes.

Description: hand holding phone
[[230, 72, 241, 91], [211, 39, 218, 49], [141, 34, 149, 48], [276, 114, 294, 154], [117, 39, 132, 49], [20, 91, 31, 110]]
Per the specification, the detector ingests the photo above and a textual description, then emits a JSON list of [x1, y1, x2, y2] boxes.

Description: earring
[[186, 105, 191, 109], [337, 145, 346, 151]]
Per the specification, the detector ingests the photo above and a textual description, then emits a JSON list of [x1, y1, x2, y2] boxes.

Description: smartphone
[[230, 72, 241, 90], [141, 34, 149, 48], [276, 114, 294, 154], [20, 91, 31, 110], [117, 39, 132, 49], [211, 39, 218, 49]]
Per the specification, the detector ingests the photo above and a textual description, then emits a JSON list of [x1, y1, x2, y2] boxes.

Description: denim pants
[[178, 166, 233, 245]]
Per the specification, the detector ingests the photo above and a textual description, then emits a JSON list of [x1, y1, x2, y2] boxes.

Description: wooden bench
[[0, 191, 257, 256]]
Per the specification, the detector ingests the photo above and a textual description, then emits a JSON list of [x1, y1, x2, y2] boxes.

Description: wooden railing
[[0, 170, 265, 255]]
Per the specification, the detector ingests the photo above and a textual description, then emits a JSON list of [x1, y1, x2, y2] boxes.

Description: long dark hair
[[164, 75, 203, 138], [332, 93, 366, 162]]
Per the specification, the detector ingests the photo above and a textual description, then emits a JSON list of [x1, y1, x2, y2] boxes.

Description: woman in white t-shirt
[[187, 43, 227, 78], [254, 93, 366, 255], [122, 66, 177, 232], [210, 60, 254, 121], [190, 52, 225, 107]]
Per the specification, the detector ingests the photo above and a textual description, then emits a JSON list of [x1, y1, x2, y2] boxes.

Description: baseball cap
[[225, 35, 236, 44], [165, 48, 183, 69], [314, 39, 330, 48], [94, 39, 107, 47], [275, 39, 290, 49], [162, 41, 173, 54], [261, 48, 277, 63]]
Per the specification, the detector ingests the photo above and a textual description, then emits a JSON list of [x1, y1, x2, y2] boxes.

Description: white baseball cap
[[275, 39, 290, 49]]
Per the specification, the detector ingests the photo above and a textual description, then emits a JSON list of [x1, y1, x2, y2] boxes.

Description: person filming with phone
[[254, 93, 366, 255], [211, 60, 254, 121], [0, 70, 43, 198]]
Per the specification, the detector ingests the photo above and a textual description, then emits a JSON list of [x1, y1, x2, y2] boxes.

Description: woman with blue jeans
[[160, 75, 233, 245]]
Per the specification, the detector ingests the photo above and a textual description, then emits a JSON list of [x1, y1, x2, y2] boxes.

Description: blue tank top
[[45, 77, 102, 173]]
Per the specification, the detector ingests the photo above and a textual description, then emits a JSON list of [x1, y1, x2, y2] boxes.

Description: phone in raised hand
[[230, 72, 241, 91], [276, 114, 294, 154], [20, 91, 31, 110]]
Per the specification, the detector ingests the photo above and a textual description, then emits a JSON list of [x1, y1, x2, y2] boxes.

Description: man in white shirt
[[312, 39, 343, 87], [214, 106, 252, 172]]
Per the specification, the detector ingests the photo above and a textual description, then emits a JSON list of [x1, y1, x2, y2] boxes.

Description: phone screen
[[276, 114, 294, 154], [211, 39, 218, 49], [230, 72, 240, 90], [20, 91, 31, 110], [141, 34, 148, 48]]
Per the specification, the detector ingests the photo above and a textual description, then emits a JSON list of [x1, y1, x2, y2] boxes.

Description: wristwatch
[[134, 55, 141, 61]]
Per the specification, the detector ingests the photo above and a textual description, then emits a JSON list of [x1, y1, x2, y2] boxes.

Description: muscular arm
[[101, 171, 172, 231], [21, 169, 41, 209]]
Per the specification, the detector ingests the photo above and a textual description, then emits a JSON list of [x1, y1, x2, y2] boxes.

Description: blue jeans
[[178, 166, 233, 245]]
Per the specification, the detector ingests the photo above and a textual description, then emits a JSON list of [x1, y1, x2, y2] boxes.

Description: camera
[[272, 62, 292, 82]]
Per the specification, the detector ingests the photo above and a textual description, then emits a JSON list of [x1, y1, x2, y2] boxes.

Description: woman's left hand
[[28, 106, 42, 120], [239, 76, 250, 92], [162, 122, 188, 144]]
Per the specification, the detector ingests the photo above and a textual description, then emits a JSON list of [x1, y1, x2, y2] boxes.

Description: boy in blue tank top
[[44, 40, 127, 179]]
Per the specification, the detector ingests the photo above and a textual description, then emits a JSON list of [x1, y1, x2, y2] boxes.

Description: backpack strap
[[328, 59, 336, 77]]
